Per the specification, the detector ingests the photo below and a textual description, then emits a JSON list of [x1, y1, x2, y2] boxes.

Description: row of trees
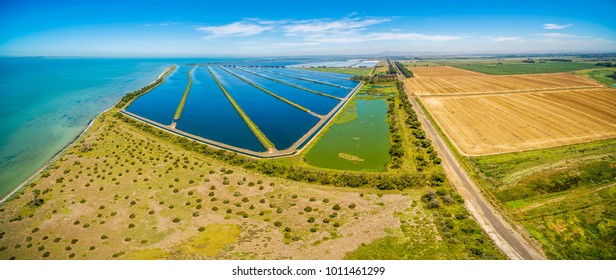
[[394, 62, 414, 78]]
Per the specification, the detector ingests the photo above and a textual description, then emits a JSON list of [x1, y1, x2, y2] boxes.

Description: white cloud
[[543, 23, 573, 30], [283, 18, 390, 35], [311, 32, 461, 43], [196, 22, 271, 37], [538, 32, 587, 38], [482, 36, 521, 42], [195, 16, 460, 44]]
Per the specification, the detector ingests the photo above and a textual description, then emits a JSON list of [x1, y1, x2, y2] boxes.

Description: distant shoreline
[[0, 68, 170, 205]]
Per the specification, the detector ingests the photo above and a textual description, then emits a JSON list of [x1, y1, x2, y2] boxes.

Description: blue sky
[[1, 0, 615, 56]]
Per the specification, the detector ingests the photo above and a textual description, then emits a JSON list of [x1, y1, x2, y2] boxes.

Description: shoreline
[[0, 67, 171, 205]]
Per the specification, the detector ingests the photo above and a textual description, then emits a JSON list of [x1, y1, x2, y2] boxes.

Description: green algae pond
[[304, 96, 390, 171]]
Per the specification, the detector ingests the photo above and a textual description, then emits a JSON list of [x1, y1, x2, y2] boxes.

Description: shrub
[[348, 203, 356, 209], [198, 227, 205, 232], [310, 227, 317, 232], [71, 239, 78, 244], [322, 198, 330, 203], [307, 217, 315, 223], [332, 204, 341, 211], [101, 235, 108, 239], [172, 218, 181, 223], [128, 224, 135, 228], [304, 206, 313, 212], [274, 221, 282, 227], [309, 197, 316, 202], [333, 222, 340, 228], [291, 194, 298, 199]]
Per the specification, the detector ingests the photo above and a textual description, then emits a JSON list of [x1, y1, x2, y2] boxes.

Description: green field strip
[[173, 66, 196, 120], [206, 66, 276, 150], [259, 69, 353, 90], [218, 66, 317, 116], [235, 67, 342, 100]]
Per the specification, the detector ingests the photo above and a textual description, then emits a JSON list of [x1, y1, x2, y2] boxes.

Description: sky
[[1, 0, 615, 57]]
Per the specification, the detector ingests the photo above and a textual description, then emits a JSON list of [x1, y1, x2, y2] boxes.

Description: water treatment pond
[[304, 97, 390, 171], [175, 67, 266, 152], [125, 65, 191, 125]]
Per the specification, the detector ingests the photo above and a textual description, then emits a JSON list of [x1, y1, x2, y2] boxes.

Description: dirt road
[[394, 63, 546, 260]]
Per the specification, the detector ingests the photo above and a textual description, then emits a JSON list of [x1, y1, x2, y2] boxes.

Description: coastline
[[0, 67, 171, 205]]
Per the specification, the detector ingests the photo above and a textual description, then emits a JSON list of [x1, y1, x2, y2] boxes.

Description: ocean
[[0, 57, 222, 199]]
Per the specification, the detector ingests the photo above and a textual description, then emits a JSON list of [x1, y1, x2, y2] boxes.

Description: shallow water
[[0, 57, 178, 199]]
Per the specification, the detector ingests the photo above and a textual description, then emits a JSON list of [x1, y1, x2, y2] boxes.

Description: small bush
[[332, 204, 341, 211], [304, 206, 313, 212], [198, 227, 205, 232], [172, 218, 181, 223], [307, 217, 315, 223], [348, 203, 356, 209], [274, 221, 282, 227]]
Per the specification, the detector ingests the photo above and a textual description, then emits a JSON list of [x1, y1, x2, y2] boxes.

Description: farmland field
[[437, 59, 600, 75], [406, 66, 601, 95], [422, 88, 616, 155]]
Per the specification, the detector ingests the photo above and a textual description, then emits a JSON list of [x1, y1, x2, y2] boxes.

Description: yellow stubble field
[[407, 66, 616, 155], [406, 66, 601, 96]]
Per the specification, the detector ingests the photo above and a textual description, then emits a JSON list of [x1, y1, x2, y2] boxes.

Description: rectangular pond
[[245, 67, 352, 98], [261, 68, 360, 89], [125, 65, 191, 125], [223, 67, 340, 116], [209, 66, 320, 150], [174, 67, 266, 152], [304, 97, 390, 171]]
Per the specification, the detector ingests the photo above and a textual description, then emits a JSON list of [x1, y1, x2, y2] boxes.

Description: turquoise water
[[0, 57, 185, 199]]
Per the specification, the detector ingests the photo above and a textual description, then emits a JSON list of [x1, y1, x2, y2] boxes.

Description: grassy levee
[[219, 67, 314, 115], [173, 66, 195, 120], [260, 69, 352, 89], [234, 67, 341, 100], [117, 65, 177, 109], [206, 66, 275, 150]]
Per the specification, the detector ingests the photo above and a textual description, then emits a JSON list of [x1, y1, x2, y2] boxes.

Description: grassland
[[575, 68, 616, 88], [301, 67, 373, 76], [0, 99, 504, 260], [437, 59, 600, 75], [468, 139, 616, 259]]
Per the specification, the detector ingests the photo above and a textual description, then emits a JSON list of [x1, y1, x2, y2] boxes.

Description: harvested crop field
[[422, 88, 616, 155], [405, 66, 601, 96]]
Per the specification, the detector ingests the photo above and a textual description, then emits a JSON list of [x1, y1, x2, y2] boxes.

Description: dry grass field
[[406, 66, 601, 96], [422, 88, 616, 155]]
